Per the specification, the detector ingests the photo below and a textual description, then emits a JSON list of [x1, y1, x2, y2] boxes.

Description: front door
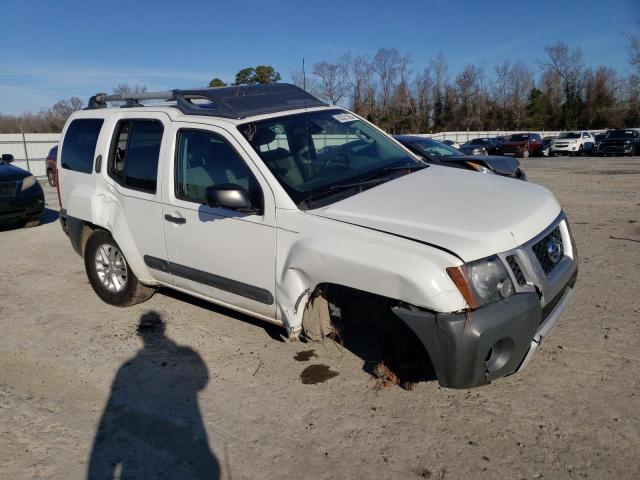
[[159, 123, 277, 320]]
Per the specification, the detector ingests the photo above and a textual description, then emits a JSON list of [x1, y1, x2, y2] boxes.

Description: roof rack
[[86, 83, 327, 119]]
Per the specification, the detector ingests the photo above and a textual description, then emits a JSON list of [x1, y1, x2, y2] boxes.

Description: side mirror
[[205, 184, 258, 213], [2, 154, 14, 163]]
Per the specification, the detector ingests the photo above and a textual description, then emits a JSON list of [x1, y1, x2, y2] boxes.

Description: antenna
[[302, 57, 313, 208]]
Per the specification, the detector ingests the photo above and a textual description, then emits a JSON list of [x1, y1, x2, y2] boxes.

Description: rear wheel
[[522, 149, 530, 158], [84, 230, 155, 306], [46, 169, 56, 187]]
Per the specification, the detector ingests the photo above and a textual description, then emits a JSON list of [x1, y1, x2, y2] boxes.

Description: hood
[[0, 162, 31, 182], [308, 166, 560, 262], [441, 155, 519, 176]]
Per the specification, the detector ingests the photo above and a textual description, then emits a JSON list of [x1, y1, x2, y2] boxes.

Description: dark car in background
[[593, 132, 607, 154], [502, 133, 543, 157], [597, 129, 640, 156], [460, 137, 504, 156], [46, 145, 58, 187], [0, 154, 45, 228], [542, 136, 555, 157], [395, 135, 526, 180]]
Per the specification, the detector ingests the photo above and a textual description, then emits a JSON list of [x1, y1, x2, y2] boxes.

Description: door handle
[[164, 214, 186, 224]]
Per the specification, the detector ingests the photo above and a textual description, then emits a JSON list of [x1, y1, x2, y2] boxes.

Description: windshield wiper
[[301, 163, 428, 208]]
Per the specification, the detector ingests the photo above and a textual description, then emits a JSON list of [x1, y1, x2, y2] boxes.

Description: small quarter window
[[61, 119, 104, 173], [108, 120, 163, 193]]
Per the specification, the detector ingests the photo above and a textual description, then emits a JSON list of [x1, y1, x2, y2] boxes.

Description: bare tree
[[429, 53, 448, 130], [112, 83, 148, 95], [312, 61, 348, 105], [372, 48, 402, 118], [414, 68, 433, 132], [541, 42, 585, 128], [454, 64, 483, 129]]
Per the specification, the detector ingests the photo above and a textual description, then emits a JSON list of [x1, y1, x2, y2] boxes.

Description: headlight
[[466, 162, 495, 175], [447, 255, 514, 309], [21, 175, 37, 191]]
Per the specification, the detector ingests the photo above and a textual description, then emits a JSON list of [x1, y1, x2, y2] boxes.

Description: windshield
[[606, 130, 634, 139], [240, 109, 419, 206], [557, 132, 580, 139], [402, 137, 462, 158]]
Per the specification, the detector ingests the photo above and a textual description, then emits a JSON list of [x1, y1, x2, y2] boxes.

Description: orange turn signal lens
[[446, 266, 479, 309]]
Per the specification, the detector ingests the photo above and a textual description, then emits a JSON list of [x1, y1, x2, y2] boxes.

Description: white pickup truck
[[57, 84, 578, 389]]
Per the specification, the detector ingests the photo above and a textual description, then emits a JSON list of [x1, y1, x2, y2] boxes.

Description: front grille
[[506, 255, 527, 286], [0, 181, 17, 198], [532, 227, 564, 275]]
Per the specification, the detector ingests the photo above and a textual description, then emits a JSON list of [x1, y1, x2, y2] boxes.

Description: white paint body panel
[[310, 165, 561, 262]]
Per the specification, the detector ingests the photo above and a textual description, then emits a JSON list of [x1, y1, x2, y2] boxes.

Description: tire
[[46, 169, 56, 187], [22, 216, 41, 228], [522, 149, 530, 158], [84, 230, 155, 307]]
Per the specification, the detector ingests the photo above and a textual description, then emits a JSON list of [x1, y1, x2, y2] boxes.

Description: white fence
[[0, 133, 59, 177]]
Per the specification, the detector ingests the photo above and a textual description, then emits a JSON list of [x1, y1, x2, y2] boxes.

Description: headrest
[[250, 126, 277, 146]]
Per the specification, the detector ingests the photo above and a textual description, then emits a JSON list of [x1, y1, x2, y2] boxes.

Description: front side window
[[240, 109, 418, 205], [108, 120, 163, 193], [61, 119, 104, 173], [175, 129, 262, 208]]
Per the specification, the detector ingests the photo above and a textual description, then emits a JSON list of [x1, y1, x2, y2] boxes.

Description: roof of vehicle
[[85, 83, 328, 120]]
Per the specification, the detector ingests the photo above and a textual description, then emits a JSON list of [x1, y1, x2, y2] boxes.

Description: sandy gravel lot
[[1, 157, 639, 479]]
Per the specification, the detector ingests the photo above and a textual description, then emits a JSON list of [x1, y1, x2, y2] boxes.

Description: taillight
[[55, 166, 62, 208]]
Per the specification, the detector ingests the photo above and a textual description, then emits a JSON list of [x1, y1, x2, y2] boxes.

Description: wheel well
[[312, 283, 434, 383]]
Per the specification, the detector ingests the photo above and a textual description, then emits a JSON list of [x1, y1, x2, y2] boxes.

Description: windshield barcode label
[[333, 113, 358, 123]]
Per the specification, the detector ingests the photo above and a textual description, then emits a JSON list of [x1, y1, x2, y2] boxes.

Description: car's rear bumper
[[392, 268, 577, 389]]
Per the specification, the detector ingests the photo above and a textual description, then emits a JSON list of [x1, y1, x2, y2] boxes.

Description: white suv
[[550, 131, 595, 156], [57, 84, 578, 389]]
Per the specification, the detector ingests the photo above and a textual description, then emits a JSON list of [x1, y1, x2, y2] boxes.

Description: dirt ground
[[1, 157, 639, 480]]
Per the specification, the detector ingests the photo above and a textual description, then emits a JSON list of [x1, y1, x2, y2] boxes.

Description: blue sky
[[1, 0, 638, 114]]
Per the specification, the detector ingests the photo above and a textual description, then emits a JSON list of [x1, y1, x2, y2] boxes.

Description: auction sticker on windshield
[[333, 113, 358, 123]]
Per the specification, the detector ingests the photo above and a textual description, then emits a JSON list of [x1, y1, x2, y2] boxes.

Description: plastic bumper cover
[[392, 286, 574, 389]]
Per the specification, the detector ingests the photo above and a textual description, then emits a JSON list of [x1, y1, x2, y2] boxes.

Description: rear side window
[[109, 120, 163, 193], [61, 119, 104, 173]]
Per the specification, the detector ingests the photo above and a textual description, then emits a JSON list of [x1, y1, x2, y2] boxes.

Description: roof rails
[[86, 83, 327, 119]]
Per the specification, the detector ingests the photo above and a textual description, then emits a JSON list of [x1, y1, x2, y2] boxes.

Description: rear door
[[98, 112, 172, 285], [159, 122, 277, 320]]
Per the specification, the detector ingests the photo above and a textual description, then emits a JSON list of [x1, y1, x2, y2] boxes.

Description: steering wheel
[[321, 152, 349, 170]]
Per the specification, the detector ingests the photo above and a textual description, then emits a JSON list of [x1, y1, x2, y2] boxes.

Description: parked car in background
[[501, 133, 543, 158], [395, 135, 526, 180], [460, 137, 504, 156], [542, 136, 555, 157], [441, 139, 461, 149], [0, 153, 44, 228], [597, 129, 640, 156], [593, 132, 607, 154], [549, 131, 595, 156], [46, 145, 58, 186]]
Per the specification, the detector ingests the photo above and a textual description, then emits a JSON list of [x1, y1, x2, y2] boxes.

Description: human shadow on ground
[[87, 311, 220, 479]]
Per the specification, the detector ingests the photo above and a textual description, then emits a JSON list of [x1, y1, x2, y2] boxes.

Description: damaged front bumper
[[392, 275, 576, 389]]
